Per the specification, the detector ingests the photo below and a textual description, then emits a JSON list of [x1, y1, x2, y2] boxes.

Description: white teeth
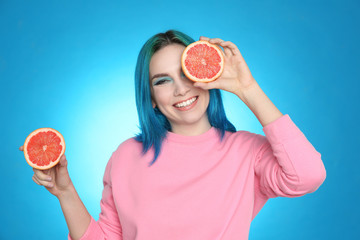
[[175, 97, 197, 108]]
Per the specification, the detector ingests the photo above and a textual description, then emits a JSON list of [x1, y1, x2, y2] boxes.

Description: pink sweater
[[69, 114, 326, 240]]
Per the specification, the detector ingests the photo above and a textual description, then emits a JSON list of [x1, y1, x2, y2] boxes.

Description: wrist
[[56, 182, 76, 201], [234, 81, 283, 127], [234, 80, 260, 104]]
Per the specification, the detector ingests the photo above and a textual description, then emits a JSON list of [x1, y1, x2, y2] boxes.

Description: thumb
[[58, 154, 68, 169]]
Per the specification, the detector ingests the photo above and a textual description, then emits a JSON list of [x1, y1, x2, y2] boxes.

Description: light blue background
[[1, 0, 359, 239]]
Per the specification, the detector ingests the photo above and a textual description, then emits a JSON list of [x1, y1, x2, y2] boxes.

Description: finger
[[223, 47, 232, 57], [33, 168, 52, 182], [57, 155, 69, 175], [207, 38, 229, 57], [219, 41, 242, 57], [199, 36, 210, 41], [32, 175, 54, 188], [33, 173, 52, 186], [33, 175, 54, 187], [199, 38, 228, 57], [58, 155, 68, 168], [19, 146, 24, 151], [209, 38, 225, 45], [32, 175, 41, 185]]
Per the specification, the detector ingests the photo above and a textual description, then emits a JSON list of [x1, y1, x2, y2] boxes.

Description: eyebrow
[[150, 73, 170, 82]]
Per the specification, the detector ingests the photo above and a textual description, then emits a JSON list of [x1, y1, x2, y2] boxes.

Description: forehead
[[149, 44, 186, 76]]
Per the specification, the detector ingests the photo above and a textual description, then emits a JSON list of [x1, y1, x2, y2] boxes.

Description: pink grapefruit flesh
[[181, 40, 224, 82], [23, 128, 65, 170]]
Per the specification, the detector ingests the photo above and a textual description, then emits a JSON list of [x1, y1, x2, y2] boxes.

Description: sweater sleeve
[[68, 151, 123, 240], [254, 114, 326, 198]]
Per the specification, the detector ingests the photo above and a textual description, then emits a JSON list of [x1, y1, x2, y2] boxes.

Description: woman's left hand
[[193, 36, 257, 96]]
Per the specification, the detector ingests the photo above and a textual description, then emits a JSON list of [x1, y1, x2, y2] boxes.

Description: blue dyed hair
[[135, 30, 236, 166]]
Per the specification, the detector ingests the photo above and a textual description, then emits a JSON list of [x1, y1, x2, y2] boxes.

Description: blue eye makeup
[[153, 77, 173, 86]]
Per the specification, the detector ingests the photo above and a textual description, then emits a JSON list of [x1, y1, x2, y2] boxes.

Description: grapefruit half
[[23, 128, 65, 170], [181, 40, 225, 82]]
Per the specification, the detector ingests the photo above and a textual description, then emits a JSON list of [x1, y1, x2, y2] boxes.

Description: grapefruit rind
[[23, 128, 66, 170], [181, 40, 225, 83]]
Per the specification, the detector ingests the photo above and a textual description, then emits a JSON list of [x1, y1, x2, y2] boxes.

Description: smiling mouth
[[173, 96, 198, 108]]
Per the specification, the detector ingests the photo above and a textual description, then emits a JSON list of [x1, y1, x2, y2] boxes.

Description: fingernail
[[47, 177, 52, 181]]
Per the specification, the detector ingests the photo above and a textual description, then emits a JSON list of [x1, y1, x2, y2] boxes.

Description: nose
[[174, 75, 191, 96]]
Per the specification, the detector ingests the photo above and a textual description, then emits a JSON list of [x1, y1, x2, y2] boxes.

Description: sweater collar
[[165, 127, 219, 144]]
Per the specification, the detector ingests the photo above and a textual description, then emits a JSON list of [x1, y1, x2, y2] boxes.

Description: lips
[[173, 96, 198, 109]]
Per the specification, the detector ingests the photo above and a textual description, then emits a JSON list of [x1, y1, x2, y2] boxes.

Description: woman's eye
[[153, 78, 171, 86], [181, 72, 186, 78]]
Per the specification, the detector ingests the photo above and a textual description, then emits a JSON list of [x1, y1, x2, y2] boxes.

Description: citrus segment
[[23, 128, 65, 170], [181, 40, 224, 82]]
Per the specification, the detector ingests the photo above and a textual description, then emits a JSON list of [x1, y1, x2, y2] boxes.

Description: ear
[[152, 101, 156, 108]]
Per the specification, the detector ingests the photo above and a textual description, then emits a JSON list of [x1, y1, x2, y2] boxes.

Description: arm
[[59, 184, 92, 240], [19, 146, 91, 239], [254, 115, 326, 198], [20, 146, 122, 240], [194, 37, 326, 196], [234, 81, 283, 127]]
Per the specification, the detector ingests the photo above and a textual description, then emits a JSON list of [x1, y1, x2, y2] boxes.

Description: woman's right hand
[[19, 146, 73, 198]]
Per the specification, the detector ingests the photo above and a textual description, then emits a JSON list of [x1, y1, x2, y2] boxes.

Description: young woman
[[20, 30, 326, 240]]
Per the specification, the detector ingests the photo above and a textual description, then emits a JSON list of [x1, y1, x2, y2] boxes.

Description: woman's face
[[149, 44, 210, 135]]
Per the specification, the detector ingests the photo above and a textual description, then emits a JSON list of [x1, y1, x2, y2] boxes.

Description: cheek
[[201, 90, 210, 106], [152, 88, 172, 107]]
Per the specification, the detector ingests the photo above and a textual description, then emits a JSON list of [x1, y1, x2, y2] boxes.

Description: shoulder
[[103, 137, 145, 178], [101, 137, 140, 182], [116, 137, 142, 151], [222, 129, 269, 156], [111, 137, 143, 159], [224, 129, 267, 146]]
